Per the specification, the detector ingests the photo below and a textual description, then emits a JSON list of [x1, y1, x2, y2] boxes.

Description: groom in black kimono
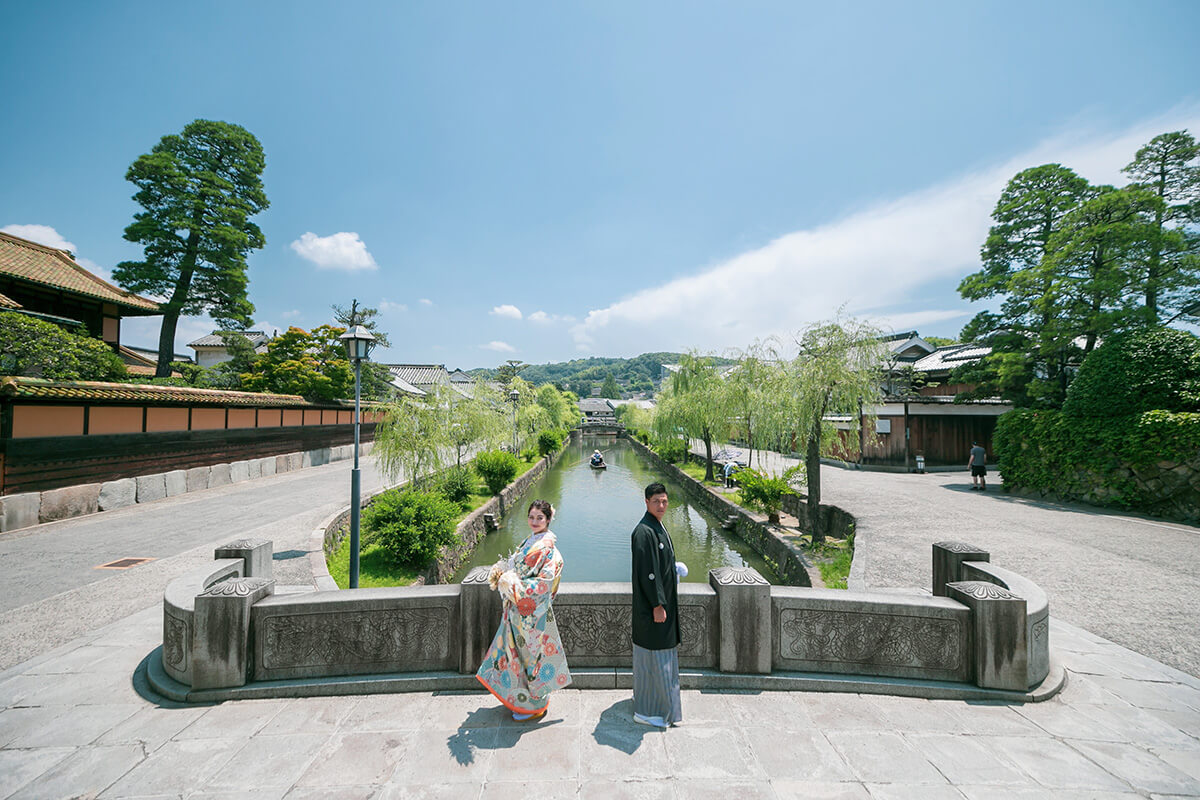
[[630, 482, 682, 727]]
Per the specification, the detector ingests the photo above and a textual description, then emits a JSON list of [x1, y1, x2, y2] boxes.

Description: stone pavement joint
[[0, 605, 1197, 798]]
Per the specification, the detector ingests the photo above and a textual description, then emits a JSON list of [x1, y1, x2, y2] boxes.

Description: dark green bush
[[0, 311, 127, 381], [433, 464, 475, 505], [520, 447, 537, 463], [1063, 327, 1200, 419], [655, 438, 687, 463], [537, 429, 564, 456], [474, 449, 520, 495], [362, 489, 460, 567], [993, 407, 1200, 511]]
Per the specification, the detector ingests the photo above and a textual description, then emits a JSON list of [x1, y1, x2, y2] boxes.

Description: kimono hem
[[476, 531, 572, 713]]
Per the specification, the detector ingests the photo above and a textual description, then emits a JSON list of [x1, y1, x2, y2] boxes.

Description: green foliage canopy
[[114, 119, 268, 377], [1062, 327, 1200, 419], [0, 311, 127, 381], [240, 325, 353, 400]]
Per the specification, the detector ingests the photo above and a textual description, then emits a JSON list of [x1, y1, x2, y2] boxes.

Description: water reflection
[[451, 434, 777, 583]]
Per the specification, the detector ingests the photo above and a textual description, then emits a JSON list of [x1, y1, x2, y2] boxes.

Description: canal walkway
[[690, 442, 1200, 679]]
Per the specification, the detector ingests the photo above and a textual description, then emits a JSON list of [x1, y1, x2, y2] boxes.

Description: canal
[[452, 433, 778, 583]]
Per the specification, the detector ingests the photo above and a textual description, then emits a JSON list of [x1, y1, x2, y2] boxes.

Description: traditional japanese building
[[0, 230, 160, 348]]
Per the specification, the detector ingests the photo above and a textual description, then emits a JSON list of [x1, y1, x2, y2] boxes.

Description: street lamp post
[[340, 325, 376, 589], [509, 389, 520, 453]]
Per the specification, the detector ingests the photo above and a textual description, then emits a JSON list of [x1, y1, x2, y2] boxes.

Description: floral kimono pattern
[[476, 531, 572, 714]]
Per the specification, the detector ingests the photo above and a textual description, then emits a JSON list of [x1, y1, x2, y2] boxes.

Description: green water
[[451, 434, 777, 583]]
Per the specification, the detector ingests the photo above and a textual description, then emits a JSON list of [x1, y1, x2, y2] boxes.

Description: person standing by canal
[[630, 482, 687, 728], [477, 499, 572, 722], [968, 440, 988, 491]]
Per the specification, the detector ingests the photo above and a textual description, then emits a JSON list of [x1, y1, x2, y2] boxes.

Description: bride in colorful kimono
[[477, 499, 573, 721]]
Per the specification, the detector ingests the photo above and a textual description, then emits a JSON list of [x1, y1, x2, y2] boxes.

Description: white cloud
[[2, 223, 75, 252], [290, 232, 377, 271], [281, 309, 301, 319], [570, 106, 1200, 356], [379, 299, 407, 313], [419, 298, 433, 306], [482, 340, 516, 353], [491, 304, 523, 320], [528, 310, 575, 324], [2, 223, 116, 282]]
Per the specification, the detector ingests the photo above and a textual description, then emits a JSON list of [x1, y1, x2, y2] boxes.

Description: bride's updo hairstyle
[[528, 499, 555, 521]]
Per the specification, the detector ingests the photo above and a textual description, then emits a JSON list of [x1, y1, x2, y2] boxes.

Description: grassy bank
[[328, 455, 542, 589]]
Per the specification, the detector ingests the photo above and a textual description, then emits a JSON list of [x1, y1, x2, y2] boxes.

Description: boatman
[[630, 482, 686, 728]]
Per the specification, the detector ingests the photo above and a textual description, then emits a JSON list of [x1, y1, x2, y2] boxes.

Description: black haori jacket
[[630, 511, 680, 651]]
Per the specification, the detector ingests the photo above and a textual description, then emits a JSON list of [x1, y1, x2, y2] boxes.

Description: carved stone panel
[[777, 607, 967, 681], [259, 607, 450, 677], [709, 566, 769, 586], [555, 602, 711, 664], [163, 609, 190, 682]]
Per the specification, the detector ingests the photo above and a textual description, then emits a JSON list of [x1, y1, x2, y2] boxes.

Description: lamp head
[[339, 325, 376, 362]]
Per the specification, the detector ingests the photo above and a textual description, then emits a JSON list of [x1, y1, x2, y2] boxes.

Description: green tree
[[1042, 186, 1161, 356], [332, 298, 391, 348], [957, 164, 1092, 406], [1122, 130, 1200, 323], [114, 119, 268, 377], [240, 325, 353, 400], [374, 394, 450, 483], [654, 352, 729, 481], [0, 311, 127, 381], [784, 318, 886, 542], [1063, 327, 1200, 419], [496, 359, 528, 385], [446, 381, 508, 464], [600, 372, 622, 399], [723, 341, 788, 467], [535, 383, 576, 430]]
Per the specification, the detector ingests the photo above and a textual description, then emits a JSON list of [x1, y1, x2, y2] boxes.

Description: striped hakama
[[632, 644, 682, 724]]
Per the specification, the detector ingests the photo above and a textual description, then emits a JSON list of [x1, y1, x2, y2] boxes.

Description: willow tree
[[784, 318, 886, 542], [114, 119, 268, 377], [654, 352, 728, 480]]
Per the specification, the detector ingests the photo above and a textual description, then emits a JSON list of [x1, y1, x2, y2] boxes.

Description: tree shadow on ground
[[936, 481, 1199, 529]]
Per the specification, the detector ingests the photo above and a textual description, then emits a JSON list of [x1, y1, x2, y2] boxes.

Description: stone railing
[[150, 539, 1059, 703]]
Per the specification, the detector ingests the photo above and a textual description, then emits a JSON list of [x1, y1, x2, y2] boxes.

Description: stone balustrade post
[[459, 567, 502, 674], [947, 580, 1028, 691], [709, 566, 771, 674], [932, 541, 989, 597], [215, 539, 273, 580], [192, 577, 275, 690]]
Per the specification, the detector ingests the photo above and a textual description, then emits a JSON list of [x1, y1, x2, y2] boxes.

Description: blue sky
[[3, 1, 1199, 369]]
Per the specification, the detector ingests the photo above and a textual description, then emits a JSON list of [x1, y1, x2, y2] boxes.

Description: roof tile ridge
[[48, 248, 159, 308]]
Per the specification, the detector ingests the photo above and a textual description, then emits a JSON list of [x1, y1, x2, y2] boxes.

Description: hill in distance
[[469, 352, 734, 395]]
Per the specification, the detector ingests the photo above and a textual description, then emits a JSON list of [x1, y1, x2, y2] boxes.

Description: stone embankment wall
[[780, 493, 856, 540], [1036, 457, 1200, 523], [0, 442, 373, 533], [624, 435, 813, 587], [320, 453, 552, 586]]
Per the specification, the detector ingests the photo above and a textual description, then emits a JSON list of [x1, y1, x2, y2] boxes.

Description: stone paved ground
[[702, 444, 1200, 678], [0, 604, 1198, 798]]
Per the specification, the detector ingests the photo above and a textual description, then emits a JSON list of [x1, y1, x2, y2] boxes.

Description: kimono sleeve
[[632, 525, 667, 609]]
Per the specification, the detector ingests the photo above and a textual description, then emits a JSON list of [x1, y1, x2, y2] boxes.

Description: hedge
[[994, 408, 1200, 511]]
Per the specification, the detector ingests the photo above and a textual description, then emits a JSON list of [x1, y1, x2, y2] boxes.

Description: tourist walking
[[968, 441, 988, 491], [630, 482, 686, 728], [477, 499, 572, 721], [723, 460, 737, 488]]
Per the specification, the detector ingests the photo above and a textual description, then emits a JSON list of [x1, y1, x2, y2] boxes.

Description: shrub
[[1063, 327, 1200, 419], [433, 464, 475, 506], [0, 311, 127, 381], [537, 429, 564, 456], [520, 447, 538, 463], [362, 489, 460, 567], [474, 449, 520, 495], [655, 438, 687, 463], [736, 466, 802, 520]]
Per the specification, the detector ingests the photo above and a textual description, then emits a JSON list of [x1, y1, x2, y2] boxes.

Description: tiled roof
[[385, 364, 449, 387], [189, 331, 269, 348], [0, 231, 160, 313], [0, 377, 360, 408], [0, 291, 22, 309], [912, 343, 992, 372], [447, 369, 474, 383], [388, 375, 426, 397], [578, 398, 615, 413]]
